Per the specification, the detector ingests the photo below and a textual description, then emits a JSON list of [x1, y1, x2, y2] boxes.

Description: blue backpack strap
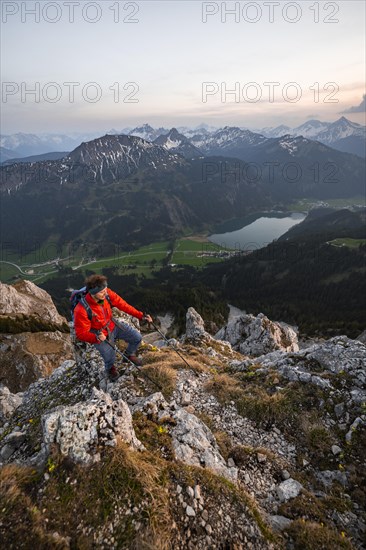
[[71, 288, 110, 322], [79, 295, 94, 321], [71, 286, 94, 322]]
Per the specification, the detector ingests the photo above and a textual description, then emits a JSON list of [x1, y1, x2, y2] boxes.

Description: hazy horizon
[[0, 114, 365, 140], [1, 0, 365, 134]]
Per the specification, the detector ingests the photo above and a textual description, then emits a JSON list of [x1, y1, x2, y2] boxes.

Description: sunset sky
[[1, 0, 365, 134]]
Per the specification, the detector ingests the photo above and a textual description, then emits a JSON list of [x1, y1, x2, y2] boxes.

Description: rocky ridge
[[0, 281, 73, 392], [0, 280, 68, 332], [0, 288, 365, 549]]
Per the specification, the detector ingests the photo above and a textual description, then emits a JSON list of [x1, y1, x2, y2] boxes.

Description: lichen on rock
[[215, 312, 299, 356], [42, 388, 144, 464]]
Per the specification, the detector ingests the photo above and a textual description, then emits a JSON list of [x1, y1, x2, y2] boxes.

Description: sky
[[1, 0, 365, 134]]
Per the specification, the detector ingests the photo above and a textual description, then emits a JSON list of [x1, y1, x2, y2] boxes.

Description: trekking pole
[[103, 337, 134, 366], [102, 328, 163, 391], [150, 320, 195, 371]]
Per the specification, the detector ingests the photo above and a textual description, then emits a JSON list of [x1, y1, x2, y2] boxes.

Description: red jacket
[[74, 289, 144, 344]]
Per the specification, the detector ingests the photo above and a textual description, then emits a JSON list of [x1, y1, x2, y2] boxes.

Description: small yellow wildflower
[[157, 425, 168, 434]]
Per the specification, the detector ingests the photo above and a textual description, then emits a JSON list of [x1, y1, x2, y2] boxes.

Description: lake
[[208, 212, 306, 251]]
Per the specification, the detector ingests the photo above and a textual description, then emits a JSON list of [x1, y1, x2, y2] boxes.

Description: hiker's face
[[94, 287, 108, 300]]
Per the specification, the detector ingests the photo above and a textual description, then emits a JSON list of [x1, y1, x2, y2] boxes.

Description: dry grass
[[229, 445, 279, 468], [0, 464, 69, 548], [141, 364, 178, 399], [206, 373, 292, 427], [213, 430, 233, 461], [0, 446, 173, 549], [285, 520, 355, 549], [279, 491, 328, 523], [300, 417, 334, 453], [235, 389, 292, 427], [142, 348, 209, 374], [105, 443, 172, 549], [39, 443, 173, 550], [0, 442, 280, 549], [204, 373, 246, 402]]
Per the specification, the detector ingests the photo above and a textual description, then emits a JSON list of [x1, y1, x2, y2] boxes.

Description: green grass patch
[[171, 238, 234, 267], [329, 238, 366, 249], [0, 262, 20, 281], [1, 236, 235, 283]]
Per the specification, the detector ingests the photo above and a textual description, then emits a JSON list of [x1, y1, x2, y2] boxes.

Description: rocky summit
[[0, 283, 365, 549]]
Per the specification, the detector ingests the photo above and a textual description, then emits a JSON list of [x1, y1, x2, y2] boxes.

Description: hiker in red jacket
[[74, 274, 152, 381]]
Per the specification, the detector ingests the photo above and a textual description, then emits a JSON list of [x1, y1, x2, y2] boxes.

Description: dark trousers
[[93, 323, 142, 372]]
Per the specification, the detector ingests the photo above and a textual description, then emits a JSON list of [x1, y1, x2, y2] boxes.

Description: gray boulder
[[356, 330, 366, 344], [131, 392, 169, 417], [276, 478, 303, 502], [316, 470, 348, 488], [215, 313, 299, 357], [0, 385, 23, 424], [0, 280, 68, 331], [239, 336, 366, 402], [132, 392, 238, 482], [171, 407, 238, 483], [267, 515, 293, 532], [185, 307, 207, 340], [183, 308, 233, 358], [42, 388, 143, 464], [0, 430, 27, 461]]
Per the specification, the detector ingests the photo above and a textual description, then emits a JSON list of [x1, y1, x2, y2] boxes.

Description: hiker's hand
[[97, 333, 107, 342], [143, 314, 153, 324]]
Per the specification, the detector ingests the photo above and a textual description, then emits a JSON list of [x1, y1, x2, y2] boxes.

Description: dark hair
[[85, 274, 108, 291]]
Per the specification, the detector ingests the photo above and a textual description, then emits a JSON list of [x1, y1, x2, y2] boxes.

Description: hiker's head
[[85, 274, 108, 300]]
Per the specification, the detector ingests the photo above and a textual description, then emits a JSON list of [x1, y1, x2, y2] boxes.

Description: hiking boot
[[108, 365, 119, 382], [126, 354, 142, 367]]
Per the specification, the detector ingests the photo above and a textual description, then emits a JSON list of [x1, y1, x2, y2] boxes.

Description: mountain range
[[1, 129, 364, 258], [1, 117, 364, 163], [260, 117, 365, 158], [154, 128, 202, 158]]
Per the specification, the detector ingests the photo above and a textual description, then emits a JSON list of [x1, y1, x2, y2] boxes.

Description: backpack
[[70, 286, 111, 321]]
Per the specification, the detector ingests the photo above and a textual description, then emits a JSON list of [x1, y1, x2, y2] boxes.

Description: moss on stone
[[0, 314, 69, 334]]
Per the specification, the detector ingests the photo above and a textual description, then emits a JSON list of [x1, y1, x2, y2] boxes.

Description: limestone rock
[[183, 308, 233, 357], [0, 430, 26, 461], [0, 331, 74, 392], [268, 515, 293, 532], [0, 385, 23, 424], [185, 307, 207, 340], [331, 445, 342, 455], [276, 478, 303, 502], [239, 336, 366, 402], [0, 280, 68, 333], [171, 408, 238, 483], [356, 329, 366, 344], [42, 388, 143, 464], [316, 470, 348, 488], [215, 313, 299, 356], [131, 392, 169, 417], [346, 417, 365, 443]]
